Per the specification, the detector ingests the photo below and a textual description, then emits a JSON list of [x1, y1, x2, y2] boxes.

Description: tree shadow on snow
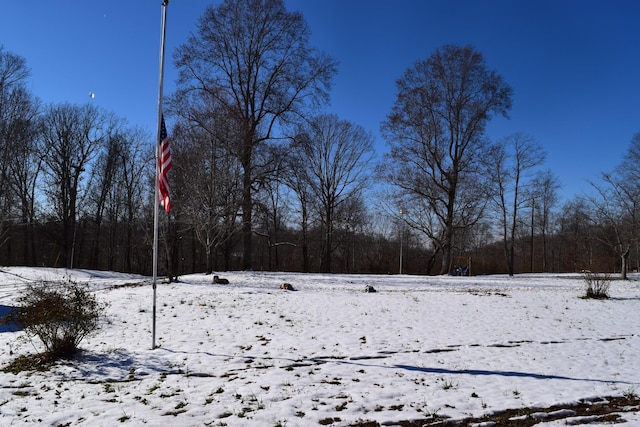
[[0, 305, 21, 333], [394, 364, 638, 385], [60, 349, 179, 381]]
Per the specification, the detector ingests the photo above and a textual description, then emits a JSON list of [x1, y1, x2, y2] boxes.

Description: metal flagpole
[[152, 0, 169, 350]]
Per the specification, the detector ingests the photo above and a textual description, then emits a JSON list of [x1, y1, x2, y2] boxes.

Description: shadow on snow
[[0, 305, 20, 333], [393, 364, 637, 385]]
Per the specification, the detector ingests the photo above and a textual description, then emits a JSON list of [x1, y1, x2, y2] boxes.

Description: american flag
[[158, 115, 172, 213]]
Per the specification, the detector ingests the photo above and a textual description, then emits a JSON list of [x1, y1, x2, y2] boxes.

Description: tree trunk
[[125, 214, 133, 272], [321, 206, 333, 273], [621, 245, 630, 280], [508, 244, 515, 276], [503, 239, 513, 276], [440, 209, 455, 275], [301, 204, 309, 273], [205, 246, 212, 275], [440, 177, 458, 275], [426, 246, 441, 275], [542, 230, 548, 272], [241, 144, 253, 271], [440, 240, 452, 275]]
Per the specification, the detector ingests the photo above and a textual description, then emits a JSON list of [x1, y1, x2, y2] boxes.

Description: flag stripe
[[158, 115, 172, 213]]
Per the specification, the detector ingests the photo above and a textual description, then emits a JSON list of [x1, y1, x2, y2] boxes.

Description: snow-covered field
[[0, 267, 638, 426]]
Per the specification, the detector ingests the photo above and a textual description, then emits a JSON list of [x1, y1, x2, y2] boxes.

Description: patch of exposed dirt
[[349, 395, 640, 426]]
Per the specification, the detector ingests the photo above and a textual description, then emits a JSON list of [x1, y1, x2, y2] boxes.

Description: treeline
[[0, 197, 632, 277], [1, 1, 638, 278]]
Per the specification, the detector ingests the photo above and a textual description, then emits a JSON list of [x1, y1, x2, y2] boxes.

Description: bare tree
[[530, 170, 560, 272], [281, 141, 314, 272], [86, 129, 123, 269], [558, 198, 598, 271], [174, 0, 337, 270], [616, 132, 640, 272], [7, 110, 41, 265], [588, 133, 640, 278], [251, 137, 297, 271], [169, 87, 244, 273], [333, 192, 369, 273], [39, 103, 111, 268], [117, 127, 152, 272], [380, 44, 512, 274], [254, 158, 292, 271], [291, 114, 374, 273], [485, 133, 546, 275], [0, 47, 39, 260], [588, 178, 636, 278], [84, 124, 149, 271]]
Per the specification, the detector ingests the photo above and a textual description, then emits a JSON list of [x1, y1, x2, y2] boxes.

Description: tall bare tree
[[86, 129, 123, 269], [84, 124, 149, 271], [588, 133, 640, 278], [170, 113, 243, 273], [485, 133, 546, 275], [558, 198, 597, 271], [588, 178, 636, 278], [0, 47, 39, 260], [291, 114, 374, 273], [39, 103, 112, 268], [168, 85, 246, 272], [117, 127, 152, 272], [380, 44, 512, 274], [7, 107, 41, 265], [174, 0, 337, 270], [333, 192, 369, 273], [282, 141, 314, 272], [254, 156, 292, 271], [530, 170, 560, 272], [615, 133, 640, 272]]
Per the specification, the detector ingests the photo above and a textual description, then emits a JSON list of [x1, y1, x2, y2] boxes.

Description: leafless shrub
[[582, 271, 611, 299], [8, 280, 107, 364]]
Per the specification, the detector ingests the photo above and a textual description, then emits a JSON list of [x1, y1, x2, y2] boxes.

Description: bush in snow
[[581, 271, 611, 299], [10, 280, 107, 362]]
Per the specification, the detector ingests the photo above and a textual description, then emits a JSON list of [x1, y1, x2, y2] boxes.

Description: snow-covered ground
[[0, 267, 638, 426]]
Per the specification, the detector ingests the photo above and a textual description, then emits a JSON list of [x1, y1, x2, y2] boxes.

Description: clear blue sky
[[2, 1, 639, 200]]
